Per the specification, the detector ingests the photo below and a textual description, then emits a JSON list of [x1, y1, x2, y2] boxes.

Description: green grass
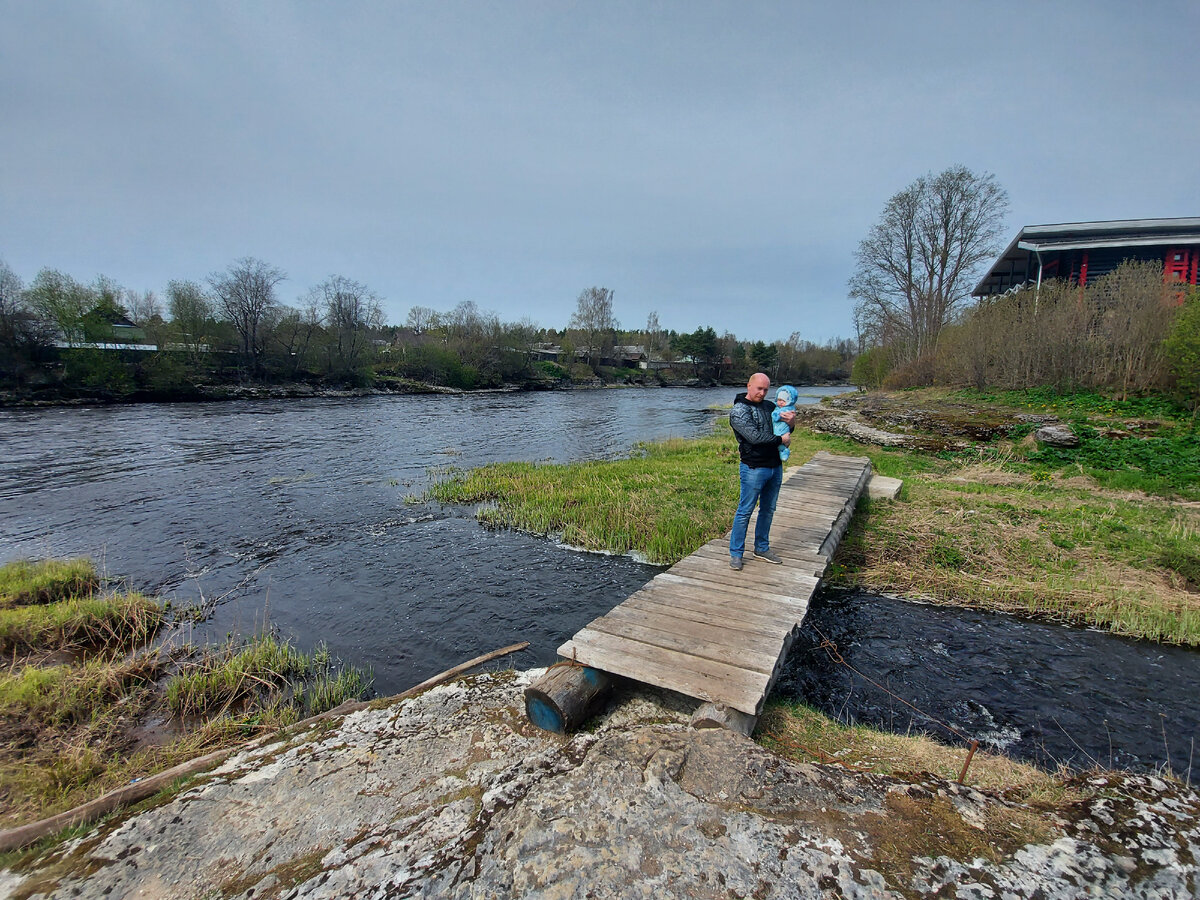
[[1024, 427, 1200, 499], [0, 558, 374, 831], [0, 655, 161, 727], [166, 634, 372, 724], [956, 387, 1192, 423], [0, 558, 99, 608], [948, 388, 1200, 501], [432, 431, 743, 564], [0, 591, 164, 655]]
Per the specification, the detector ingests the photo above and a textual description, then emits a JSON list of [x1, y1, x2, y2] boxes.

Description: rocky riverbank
[[3, 670, 1196, 899]]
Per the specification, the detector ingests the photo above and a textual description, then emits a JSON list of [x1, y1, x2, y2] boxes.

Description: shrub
[[850, 346, 892, 390], [1163, 287, 1200, 419]]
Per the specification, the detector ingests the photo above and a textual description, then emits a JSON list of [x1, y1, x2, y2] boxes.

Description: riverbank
[[0, 559, 371, 831], [0, 373, 799, 408], [3, 670, 1197, 898], [433, 387, 1200, 645]]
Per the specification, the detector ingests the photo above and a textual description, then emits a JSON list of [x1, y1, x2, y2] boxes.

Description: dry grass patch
[[834, 467, 1200, 645], [757, 700, 1075, 803]]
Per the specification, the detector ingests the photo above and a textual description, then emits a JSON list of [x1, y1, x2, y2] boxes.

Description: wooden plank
[[612, 596, 796, 641], [621, 585, 800, 633], [631, 580, 810, 622], [595, 603, 787, 657], [689, 543, 828, 576], [584, 615, 781, 674], [559, 630, 768, 715], [651, 570, 818, 607], [622, 588, 803, 632], [674, 553, 826, 587]]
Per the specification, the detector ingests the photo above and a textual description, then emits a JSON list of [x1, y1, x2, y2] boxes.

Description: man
[[728, 372, 794, 571]]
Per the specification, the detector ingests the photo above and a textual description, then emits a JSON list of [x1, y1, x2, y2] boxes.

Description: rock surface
[[1035, 423, 1081, 447], [2, 671, 1197, 899]]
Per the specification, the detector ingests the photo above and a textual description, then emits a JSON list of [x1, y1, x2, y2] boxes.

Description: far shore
[[0, 378, 853, 409]]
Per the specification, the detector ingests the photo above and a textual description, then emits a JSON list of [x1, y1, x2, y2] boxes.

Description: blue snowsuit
[[772, 385, 798, 461]]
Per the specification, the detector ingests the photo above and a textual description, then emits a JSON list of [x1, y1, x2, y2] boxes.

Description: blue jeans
[[729, 463, 782, 557]]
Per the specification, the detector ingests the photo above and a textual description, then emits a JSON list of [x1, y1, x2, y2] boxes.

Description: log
[[524, 664, 613, 733], [691, 702, 757, 737]]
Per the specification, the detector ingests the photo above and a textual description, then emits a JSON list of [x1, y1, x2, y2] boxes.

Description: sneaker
[[753, 549, 783, 565], [729, 555, 743, 571]]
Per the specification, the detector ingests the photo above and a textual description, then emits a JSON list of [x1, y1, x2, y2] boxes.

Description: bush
[[1163, 288, 1200, 419], [939, 262, 1176, 393], [850, 347, 892, 390], [534, 360, 567, 380]]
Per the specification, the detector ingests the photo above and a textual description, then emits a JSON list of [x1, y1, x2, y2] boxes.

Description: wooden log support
[[691, 702, 757, 737], [817, 457, 873, 560], [524, 664, 613, 734]]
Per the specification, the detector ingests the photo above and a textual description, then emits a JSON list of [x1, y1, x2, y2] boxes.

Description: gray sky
[[2, 1, 1197, 344]]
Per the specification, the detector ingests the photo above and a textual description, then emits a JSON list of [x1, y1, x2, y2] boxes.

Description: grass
[[0, 591, 165, 656], [0, 558, 99, 609], [951, 387, 1200, 501], [166, 634, 372, 725], [431, 432, 742, 564], [0, 558, 373, 831], [757, 699, 1076, 802]]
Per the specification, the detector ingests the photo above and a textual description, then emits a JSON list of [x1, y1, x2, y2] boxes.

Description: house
[[973, 217, 1200, 298]]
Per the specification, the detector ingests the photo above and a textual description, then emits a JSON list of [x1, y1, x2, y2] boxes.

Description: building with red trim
[[972, 217, 1200, 298]]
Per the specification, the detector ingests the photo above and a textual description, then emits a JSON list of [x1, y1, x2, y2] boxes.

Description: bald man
[[728, 372, 793, 571]]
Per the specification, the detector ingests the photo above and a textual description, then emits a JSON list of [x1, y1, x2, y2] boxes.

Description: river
[[1, 386, 1195, 774]]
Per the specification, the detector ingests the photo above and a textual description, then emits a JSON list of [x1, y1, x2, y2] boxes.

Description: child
[[772, 385, 798, 461]]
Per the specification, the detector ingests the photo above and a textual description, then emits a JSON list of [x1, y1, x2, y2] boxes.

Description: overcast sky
[[2, 1, 1197, 344]]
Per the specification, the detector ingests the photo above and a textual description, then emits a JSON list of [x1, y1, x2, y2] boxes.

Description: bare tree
[[850, 166, 1008, 368], [569, 286, 618, 368], [0, 260, 25, 351], [208, 258, 285, 375], [123, 288, 163, 327], [645, 310, 663, 356], [405, 305, 441, 334], [309, 275, 384, 375]]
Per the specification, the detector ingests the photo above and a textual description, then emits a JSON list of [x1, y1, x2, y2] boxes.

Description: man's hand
[[781, 431, 791, 446], [780, 410, 796, 427]]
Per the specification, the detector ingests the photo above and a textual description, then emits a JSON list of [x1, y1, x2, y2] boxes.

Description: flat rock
[[1035, 424, 1080, 447], [3, 671, 1197, 899]]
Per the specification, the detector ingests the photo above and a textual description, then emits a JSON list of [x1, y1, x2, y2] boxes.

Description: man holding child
[[728, 372, 795, 571]]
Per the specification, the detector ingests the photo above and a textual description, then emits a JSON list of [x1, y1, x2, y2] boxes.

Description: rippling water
[[776, 590, 1199, 774], [1, 385, 1195, 773], [0, 387, 814, 691]]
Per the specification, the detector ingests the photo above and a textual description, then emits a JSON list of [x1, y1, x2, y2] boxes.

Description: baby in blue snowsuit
[[772, 385, 798, 461]]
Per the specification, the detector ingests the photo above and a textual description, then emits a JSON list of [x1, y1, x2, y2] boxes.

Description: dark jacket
[[730, 392, 783, 468]]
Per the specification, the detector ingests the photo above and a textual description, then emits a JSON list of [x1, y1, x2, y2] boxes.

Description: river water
[[1, 386, 1195, 774]]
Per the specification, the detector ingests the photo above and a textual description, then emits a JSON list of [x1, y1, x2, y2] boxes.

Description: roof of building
[[973, 217, 1200, 296]]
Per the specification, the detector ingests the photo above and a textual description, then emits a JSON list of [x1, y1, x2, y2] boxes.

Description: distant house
[[973, 217, 1200, 298]]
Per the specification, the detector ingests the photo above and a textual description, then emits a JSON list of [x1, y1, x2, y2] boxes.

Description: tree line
[[0, 257, 855, 398]]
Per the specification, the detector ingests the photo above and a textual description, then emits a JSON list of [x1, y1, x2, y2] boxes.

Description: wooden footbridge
[[527, 452, 892, 735]]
